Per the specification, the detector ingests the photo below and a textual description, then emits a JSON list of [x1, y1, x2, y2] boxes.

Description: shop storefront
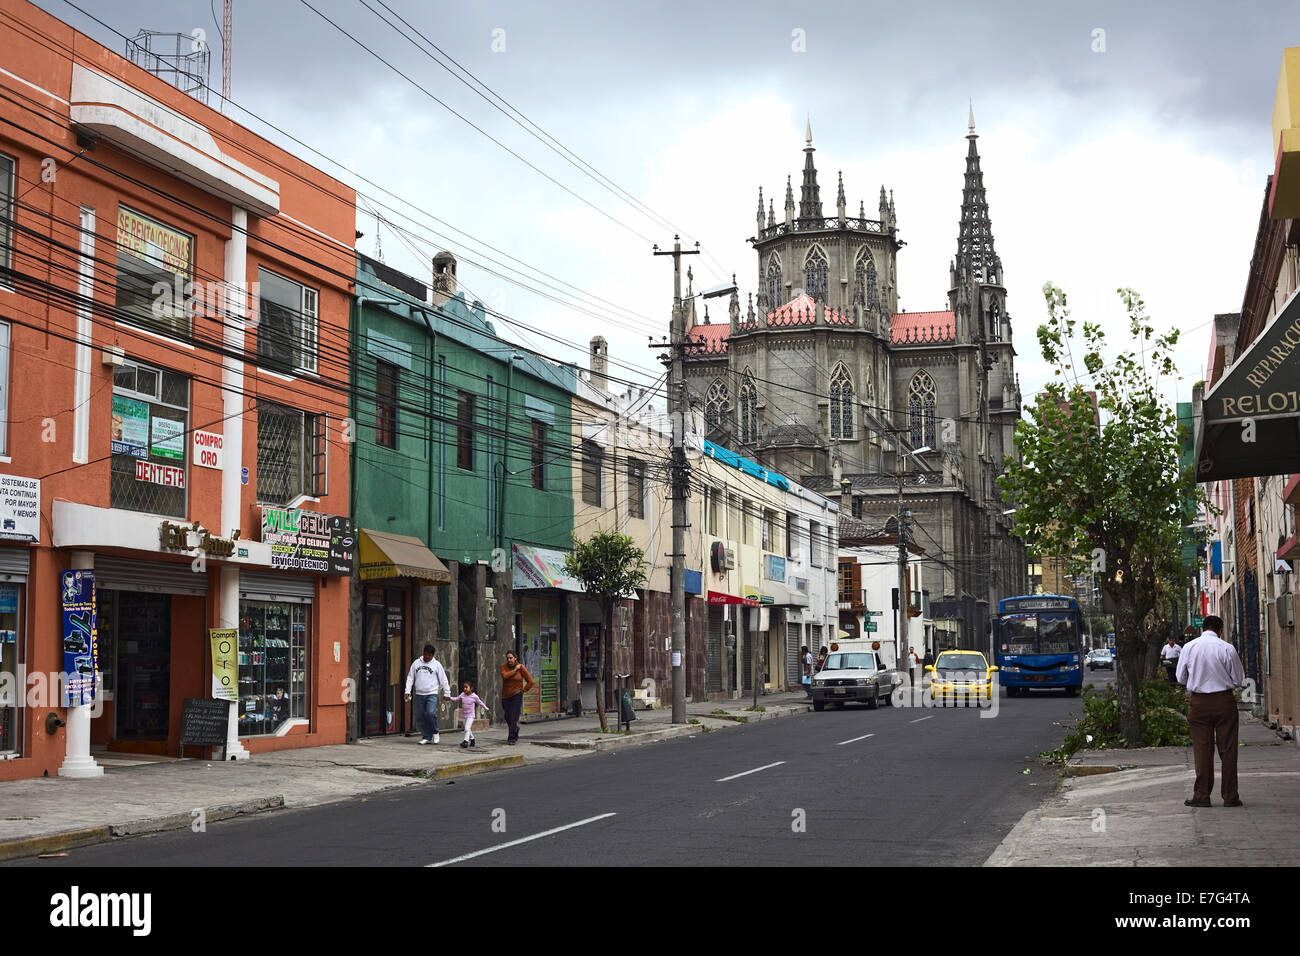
[[0, 547, 29, 755], [237, 571, 315, 737], [707, 590, 758, 696], [355, 529, 450, 738], [512, 543, 578, 716]]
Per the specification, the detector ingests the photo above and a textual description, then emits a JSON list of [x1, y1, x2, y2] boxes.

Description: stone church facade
[[682, 116, 1028, 651]]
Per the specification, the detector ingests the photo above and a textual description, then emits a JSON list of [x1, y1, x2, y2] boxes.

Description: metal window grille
[[628, 459, 645, 519], [581, 440, 603, 506], [375, 360, 397, 448], [256, 401, 312, 506], [531, 420, 546, 489], [456, 391, 475, 470], [110, 359, 188, 517]]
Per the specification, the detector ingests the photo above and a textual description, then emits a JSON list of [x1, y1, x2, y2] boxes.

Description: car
[[926, 650, 999, 703], [1088, 649, 1115, 671], [811, 645, 900, 711]]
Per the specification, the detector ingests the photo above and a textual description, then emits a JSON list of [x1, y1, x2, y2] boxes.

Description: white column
[[58, 551, 103, 778], [220, 206, 250, 760]]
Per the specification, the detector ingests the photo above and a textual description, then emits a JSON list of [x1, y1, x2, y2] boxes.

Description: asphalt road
[[24, 676, 1108, 867]]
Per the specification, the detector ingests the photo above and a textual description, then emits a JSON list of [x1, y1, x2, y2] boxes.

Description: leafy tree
[[563, 529, 648, 732], [1000, 284, 1198, 746]]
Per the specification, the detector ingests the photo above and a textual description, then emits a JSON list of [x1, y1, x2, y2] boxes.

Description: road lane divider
[[909, 716, 933, 723], [715, 761, 786, 782], [836, 733, 876, 746], [426, 813, 617, 867]]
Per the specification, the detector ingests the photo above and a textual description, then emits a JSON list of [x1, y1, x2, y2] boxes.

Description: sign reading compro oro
[[193, 430, 224, 470], [209, 628, 238, 702]]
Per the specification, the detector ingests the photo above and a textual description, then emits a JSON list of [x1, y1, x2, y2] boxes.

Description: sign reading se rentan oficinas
[[261, 506, 354, 575]]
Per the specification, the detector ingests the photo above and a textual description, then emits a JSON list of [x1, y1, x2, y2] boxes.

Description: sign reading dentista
[[193, 430, 224, 469], [135, 461, 185, 487]]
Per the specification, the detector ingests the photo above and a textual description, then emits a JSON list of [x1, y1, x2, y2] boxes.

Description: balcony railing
[[758, 217, 886, 241]]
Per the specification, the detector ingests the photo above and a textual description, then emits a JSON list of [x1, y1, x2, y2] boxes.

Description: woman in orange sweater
[[500, 651, 535, 745]]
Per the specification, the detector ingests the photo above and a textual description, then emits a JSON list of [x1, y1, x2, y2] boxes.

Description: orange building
[[0, 0, 356, 779]]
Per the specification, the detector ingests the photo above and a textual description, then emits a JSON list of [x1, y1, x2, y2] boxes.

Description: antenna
[[222, 0, 232, 104]]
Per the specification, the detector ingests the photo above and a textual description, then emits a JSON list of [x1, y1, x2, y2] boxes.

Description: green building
[[348, 253, 577, 739]]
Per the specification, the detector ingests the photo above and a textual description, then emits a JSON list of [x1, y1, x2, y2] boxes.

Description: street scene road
[[19, 683, 1091, 867]]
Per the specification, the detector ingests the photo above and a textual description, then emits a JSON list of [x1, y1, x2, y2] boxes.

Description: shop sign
[[743, 585, 775, 606], [117, 206, 191, 273], [193, 430, 224, 469], [0, 474, 39, 542], [159, 520, 235, 558], [135, 460, 185, 487], [209, 628, 238, 701], [150, 416, 185, 460], [111, 395, 149, 458], [261, 506, 354, 575], [61, 570, 98, 707], [764, 554, 787, 583]]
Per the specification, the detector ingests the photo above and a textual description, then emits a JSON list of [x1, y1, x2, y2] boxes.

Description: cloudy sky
[[40, 0, 1293, 409]]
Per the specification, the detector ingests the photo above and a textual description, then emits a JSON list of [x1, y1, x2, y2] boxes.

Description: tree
[[563, 529, 648, 732], [999, 284, 1199, 746]]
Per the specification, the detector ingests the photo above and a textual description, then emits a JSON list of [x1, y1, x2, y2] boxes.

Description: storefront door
[[112, 591, 171, 740], [518, 596, 560, 715], [361, 587, 407, 737]]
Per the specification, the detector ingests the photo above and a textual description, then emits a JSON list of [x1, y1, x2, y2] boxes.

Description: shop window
[[742, 499, 753, 545], [238, 600, 309, 736], [627, 458, 645, 520], [810, 521, 822, 568], [256, 267, 318, 374], [707, 487, 720, 536], [456, 391, 475, 471], [0, 584, 21, 753], [375, 359, 398, 449], [256, 400, 326, 506], [114, 205, 193, 340], [531, 420, 546, 490], [111, 358, 189, 517], [582, 439, 603, 506], [786, 512, 797, 559], [0, 153, 12, 279]]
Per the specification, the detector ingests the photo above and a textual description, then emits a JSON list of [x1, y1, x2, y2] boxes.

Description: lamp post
[[897, 443, 930, 684]]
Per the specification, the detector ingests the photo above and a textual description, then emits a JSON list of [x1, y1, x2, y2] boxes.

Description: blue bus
[[993, 595, 1084, 697]]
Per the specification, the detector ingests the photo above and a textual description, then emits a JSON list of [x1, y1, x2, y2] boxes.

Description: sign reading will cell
[[150, 416, 185, 460]]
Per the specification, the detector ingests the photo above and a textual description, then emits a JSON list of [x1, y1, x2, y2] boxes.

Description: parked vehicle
[[811, 644, 900, 711]]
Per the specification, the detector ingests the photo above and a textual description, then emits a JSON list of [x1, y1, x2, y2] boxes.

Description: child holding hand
[[447, 681, 488, 748]]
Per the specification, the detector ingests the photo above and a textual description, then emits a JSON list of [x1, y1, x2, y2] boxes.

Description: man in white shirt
[[404, 644, 451, 744], [1175, 616, 1245, 808], [1160, 635, 1181, 686]]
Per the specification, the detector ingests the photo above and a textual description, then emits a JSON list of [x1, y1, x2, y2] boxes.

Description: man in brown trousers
[[1176, 615, 1246, 808]]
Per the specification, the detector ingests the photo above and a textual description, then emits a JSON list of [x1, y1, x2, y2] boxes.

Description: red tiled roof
[[891, 310, 955, 345], [686, 322, 730, 354], [767, 291, 852, 327]]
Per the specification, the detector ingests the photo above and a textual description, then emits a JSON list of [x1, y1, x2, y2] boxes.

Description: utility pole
[[653, 236, 698, 725], [896, 436, 910, 685]]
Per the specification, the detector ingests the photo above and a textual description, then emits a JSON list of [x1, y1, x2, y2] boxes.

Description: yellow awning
[[359, 529, 451, 585]]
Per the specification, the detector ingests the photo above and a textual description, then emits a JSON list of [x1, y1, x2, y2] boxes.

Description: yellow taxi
[[926, 651, 999, 703]]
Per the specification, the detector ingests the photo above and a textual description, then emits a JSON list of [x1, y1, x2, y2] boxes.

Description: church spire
[[784, 174, 795, 224], [836, 171, 846, 221], [757, 185, 765, 234], [798, 121, 823, 220], [956, 104, 1000, 284]]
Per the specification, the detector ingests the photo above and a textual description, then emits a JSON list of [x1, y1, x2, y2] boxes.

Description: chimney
[[590, 336, 609, 391], [839, 477, 852, 516], [431, 251, 457, 306]]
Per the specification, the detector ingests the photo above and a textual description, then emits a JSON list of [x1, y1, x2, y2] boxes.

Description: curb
[[432, 754, 524, 779], [0, 795, 287, 863], [529, 722, 705, 752]]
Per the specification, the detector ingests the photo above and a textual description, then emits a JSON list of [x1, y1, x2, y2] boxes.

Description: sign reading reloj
[[261, 506, 354, 575], [0, 474, 39, 541]]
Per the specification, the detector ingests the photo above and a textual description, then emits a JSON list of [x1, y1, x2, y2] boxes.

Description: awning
[[1196, 290, 1300, 482], [359, 529, 451, 585], [759, 581, 808, 607], [708, 590, 758, 606], [512, 543, 584, 592]]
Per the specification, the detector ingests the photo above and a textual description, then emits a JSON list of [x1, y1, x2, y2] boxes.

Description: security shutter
[[239, 570, 315, 604], [0, 546, 30, 582], [741, 609, 752, 692], [810, 624, 823, 654], [707, 606, 723, 693], [94, 556, 208, 595], [786, 622, 801, 690]]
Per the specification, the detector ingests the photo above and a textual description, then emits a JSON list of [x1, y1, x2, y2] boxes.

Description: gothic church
[[682, 112, 1029, 650]]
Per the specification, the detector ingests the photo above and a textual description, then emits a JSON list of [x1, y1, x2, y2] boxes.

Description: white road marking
[[426, 813, 616, 867], [836, 733, 876, 746], [716, 760, 786, 782], [909, 715, 934, 723]]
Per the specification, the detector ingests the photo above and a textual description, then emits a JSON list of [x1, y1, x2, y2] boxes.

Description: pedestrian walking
[[801, 645, 814, 698], [1160, 635, 1182, 687], [404, 643, 450, 745], [1176, 615, 1246, 808], [447, 681, 489, 749], [816, 645, 829, 672], [500, 651, 534, 745]]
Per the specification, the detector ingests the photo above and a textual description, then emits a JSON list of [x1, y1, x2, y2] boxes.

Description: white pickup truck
[[810, 643, 905, 711]]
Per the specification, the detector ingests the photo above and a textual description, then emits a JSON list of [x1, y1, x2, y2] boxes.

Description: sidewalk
[[0, 691, 811, 862], [984, 711, 1300, 866]]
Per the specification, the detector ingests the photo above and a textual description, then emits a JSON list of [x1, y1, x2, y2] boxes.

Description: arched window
[[829, 363, 853, 440], [765, 254, 782, 311], [909, 371, 937, 449], [854, 247, 877, 311], [804, 245, 828, 302], [739, 370, 757, 444], [705, 378, 729, 432]]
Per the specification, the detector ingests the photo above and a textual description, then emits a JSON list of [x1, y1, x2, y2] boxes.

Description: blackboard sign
[[180, 698, 229, 759]]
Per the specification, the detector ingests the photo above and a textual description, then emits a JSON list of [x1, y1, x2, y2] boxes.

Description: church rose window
[[909, 370, 937, 448], [830, 363, 853, 440]]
